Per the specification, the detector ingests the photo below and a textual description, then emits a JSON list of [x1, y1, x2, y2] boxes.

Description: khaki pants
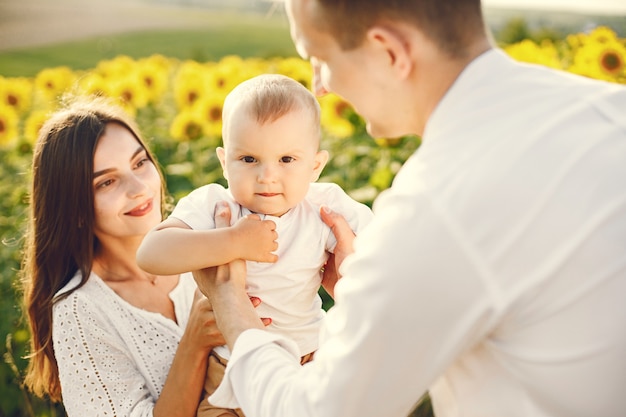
[[197, 350, 315, 417]]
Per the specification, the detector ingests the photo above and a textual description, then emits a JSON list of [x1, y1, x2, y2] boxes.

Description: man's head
[[285, 0, 491, 138], [218, 74, 329, 217], [297, 0, 486, 58]]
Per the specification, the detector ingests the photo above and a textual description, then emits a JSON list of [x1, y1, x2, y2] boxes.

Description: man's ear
[[366, 26, 413, 79], [216, 146, 228, 180], [311, 149, 329, 181]]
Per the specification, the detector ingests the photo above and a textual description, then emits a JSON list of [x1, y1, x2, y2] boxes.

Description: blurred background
[[1, 0, 625, 70], [0, 1, 625, 416]]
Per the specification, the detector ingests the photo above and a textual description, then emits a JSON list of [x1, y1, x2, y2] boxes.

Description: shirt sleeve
[[53, 294, 155, 417], [313, 183, 374, 252], [209, 329, 302, 408], [170, 184, 236, 230], [209, 187, 501, 417]]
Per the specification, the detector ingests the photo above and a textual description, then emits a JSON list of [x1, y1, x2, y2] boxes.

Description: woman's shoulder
[[54, 272, 80, 295], [53, 272, 121, 321], [52, 272, 121, 336]]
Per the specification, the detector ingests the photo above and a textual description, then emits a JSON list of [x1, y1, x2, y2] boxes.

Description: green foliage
[[493, 16, 576, 46], [497, 17, 535, 45], [0, 146, 68, 416], [0, 12, 296, 78]]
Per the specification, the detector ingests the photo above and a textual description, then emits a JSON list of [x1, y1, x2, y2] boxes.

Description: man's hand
[[320, 206, 356, 298]]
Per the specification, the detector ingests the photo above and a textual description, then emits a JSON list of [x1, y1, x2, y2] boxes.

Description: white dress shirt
[[210, 49, 626, 417]]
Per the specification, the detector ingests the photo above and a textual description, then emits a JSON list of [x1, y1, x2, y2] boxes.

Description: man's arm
[[193, 203, 267, 351], [137, 214, 278, 276], [195, 263, 265, 351]]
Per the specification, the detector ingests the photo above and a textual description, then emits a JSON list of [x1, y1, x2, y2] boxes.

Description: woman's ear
[[216, 147, 228, 180], [311, 149, 329, 181], [366, 25, 413, 79]]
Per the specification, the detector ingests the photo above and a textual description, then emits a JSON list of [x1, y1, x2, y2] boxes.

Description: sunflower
[[78, 72, 107, 97], [0, 76, 33, 114], [504, 39, 562, 69], [318, 93, 356, 139], [599, 49, 624, 75], [588, 26, 620, 44], [195, 92, 227, 139], [567, 26, 626, 83], [566, 33, 586, 51], [137, 55, 170, 104], [208, 56, 250, 95], [174, 61, 209, 109], [0, 103, 19, 148], [170, 108, 205, 142], [24, 109, 51, 144], [569, 42, 626, 82], [273, 56, 313, 90], [107, 73, 150, 114], [95, 55, 135, 79], [34, 66, 75, 101]]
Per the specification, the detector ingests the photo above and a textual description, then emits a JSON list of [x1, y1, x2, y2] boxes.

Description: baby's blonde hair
[[222, 74, 321, 144]]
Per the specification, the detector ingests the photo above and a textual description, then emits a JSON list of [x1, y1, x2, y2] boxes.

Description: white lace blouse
[[52, 271, 196, 417]]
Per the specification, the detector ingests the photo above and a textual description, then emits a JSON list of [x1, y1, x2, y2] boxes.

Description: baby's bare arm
[[137, 215, 278, 275]]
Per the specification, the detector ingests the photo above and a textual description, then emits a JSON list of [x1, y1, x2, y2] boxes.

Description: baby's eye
[[241, 156, 256, 163], [280, 156, 295, 163]]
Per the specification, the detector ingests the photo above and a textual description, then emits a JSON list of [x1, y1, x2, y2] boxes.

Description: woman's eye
[[134, 157, 151, 169], [96, 179, 114, 189], [241, 156, 256, 163], [280, 156, 295, 163]]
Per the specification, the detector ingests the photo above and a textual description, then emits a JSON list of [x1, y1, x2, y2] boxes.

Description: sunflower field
[[0, 25, 625, 417]]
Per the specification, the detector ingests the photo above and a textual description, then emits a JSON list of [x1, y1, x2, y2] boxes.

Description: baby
[[137, 74, 373, 417]]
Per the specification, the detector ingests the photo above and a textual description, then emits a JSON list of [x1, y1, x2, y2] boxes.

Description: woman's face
[[92, 122, 162, 247]]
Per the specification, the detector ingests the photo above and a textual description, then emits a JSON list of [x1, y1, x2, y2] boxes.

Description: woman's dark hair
[[21, 96, 167, 401]]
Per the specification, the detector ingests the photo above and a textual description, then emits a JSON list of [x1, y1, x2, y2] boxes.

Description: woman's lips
[[126, 199, 153, 216]]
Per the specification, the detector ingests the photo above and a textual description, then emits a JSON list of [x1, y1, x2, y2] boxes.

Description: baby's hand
[[231, 214, 279, 263]]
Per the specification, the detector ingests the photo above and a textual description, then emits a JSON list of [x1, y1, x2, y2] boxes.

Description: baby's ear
[[311, 150, 329, 181], [216, 147, 228, 180]]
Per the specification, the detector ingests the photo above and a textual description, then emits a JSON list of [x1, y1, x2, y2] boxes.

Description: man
[[195, 1, 626, 416]]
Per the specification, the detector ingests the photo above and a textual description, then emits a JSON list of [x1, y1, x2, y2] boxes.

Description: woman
[[20, 96, 230, 416]]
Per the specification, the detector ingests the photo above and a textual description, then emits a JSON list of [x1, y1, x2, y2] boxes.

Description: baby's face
[[219, 108, 325, 217]]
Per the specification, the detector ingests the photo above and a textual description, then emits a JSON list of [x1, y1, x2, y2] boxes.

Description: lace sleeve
[[53, 292, 155, 417]]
